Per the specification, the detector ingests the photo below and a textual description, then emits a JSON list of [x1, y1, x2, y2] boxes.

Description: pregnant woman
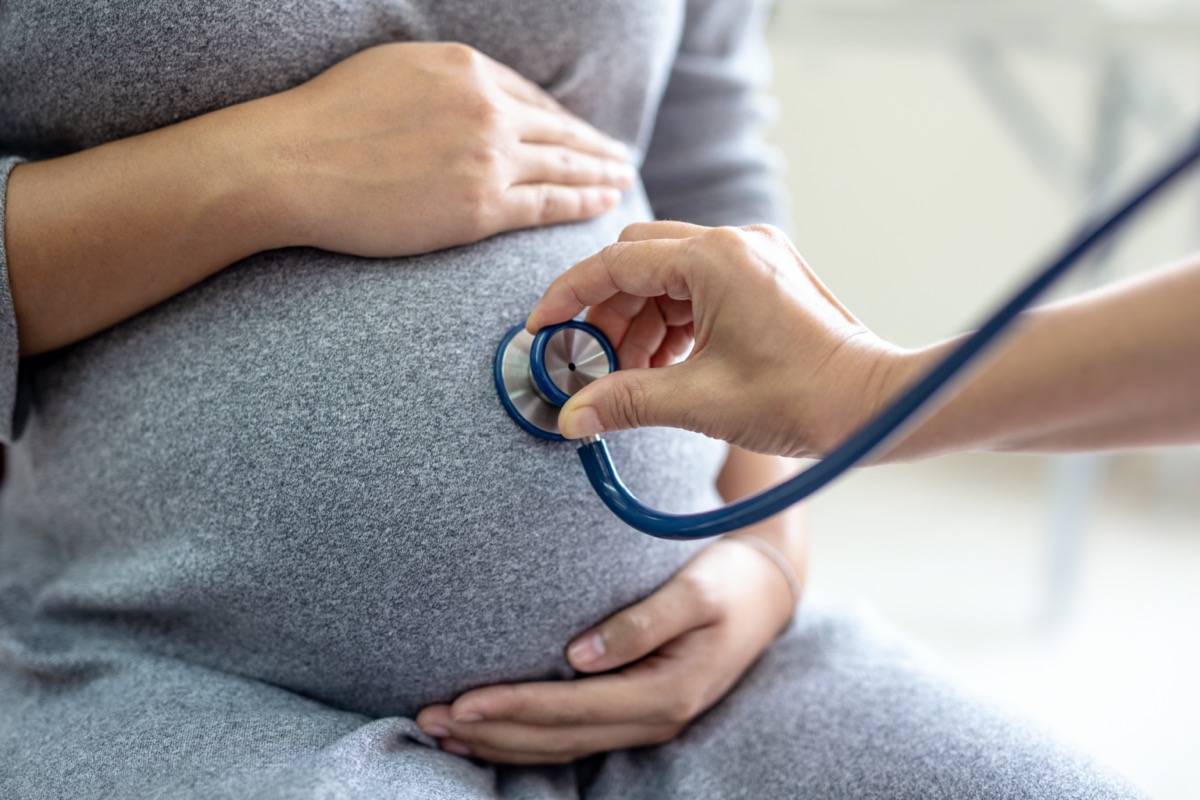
[[0, 1, 1142, 797]]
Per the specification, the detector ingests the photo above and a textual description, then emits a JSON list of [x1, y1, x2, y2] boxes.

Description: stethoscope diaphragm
[[493, 321, 618, 440]]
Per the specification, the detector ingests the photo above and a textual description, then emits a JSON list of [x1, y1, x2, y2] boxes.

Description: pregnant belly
[[13, 195, 724, 717]]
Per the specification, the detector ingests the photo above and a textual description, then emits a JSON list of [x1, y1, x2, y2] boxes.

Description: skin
[[6, 43, 807, 764], [525, 221, 1200, 461], [6, 42, 635, 355]]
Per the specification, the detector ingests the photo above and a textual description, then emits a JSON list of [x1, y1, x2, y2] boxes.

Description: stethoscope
[[495, 130, 1200, 541]]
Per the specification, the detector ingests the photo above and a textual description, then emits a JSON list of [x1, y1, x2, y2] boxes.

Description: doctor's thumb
[[558, 367, 694, 439]]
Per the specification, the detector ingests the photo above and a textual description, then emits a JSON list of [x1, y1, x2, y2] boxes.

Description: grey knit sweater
[[0, 2, 1145, 798]]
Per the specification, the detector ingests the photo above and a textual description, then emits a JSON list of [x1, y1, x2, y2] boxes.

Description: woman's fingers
[[434, 672, 672, 728], [512, 143, 635, 189], [434, 719, 684, 765], [500, 184, 622, 230], [566, 567, 721, 673], [518, 106, 630, 160]]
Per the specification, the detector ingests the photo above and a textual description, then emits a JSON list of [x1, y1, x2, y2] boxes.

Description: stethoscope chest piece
[[494, 321, 618, 440]]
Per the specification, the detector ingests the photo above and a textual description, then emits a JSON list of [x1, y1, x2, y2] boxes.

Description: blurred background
[[764, 1, 1200, 797]]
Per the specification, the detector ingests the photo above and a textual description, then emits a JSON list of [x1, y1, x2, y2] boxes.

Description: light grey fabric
[[0, 600, 1142, 800], [0, 0, 1144, 797], [0, 157, 23, 441]]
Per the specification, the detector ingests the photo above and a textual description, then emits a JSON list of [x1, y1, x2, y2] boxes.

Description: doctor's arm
[[527, 222, 1200, 461]]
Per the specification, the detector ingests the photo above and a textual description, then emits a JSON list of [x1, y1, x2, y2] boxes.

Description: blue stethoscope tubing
[[522, 130, 1200, 540]]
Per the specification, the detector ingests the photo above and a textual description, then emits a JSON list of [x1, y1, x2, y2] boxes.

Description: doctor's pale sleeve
[[0, 156, 26, 444], [641, 0, 792, 231]]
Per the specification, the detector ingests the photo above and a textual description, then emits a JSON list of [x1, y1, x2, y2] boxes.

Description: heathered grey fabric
[[0, 1, 1144, 797]]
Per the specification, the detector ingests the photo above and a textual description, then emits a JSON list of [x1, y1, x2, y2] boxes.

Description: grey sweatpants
[[0, 599, 1144, 800]]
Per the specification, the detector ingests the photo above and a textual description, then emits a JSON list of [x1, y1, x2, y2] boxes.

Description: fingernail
[[612, 163, 636, 187], [422, 725, 449, 738], [567, 632, 605, 665], [443, 740, 471, 757], [561, 406, 604, 438], [452, 712, 483, 723]]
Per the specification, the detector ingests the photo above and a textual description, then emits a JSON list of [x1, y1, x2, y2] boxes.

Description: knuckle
[[704, 225, 751, 256], [466, 142, 504, 172], [676, 569, 724, 620], [648, 724, 687, 746], [612, 607, 654, 648], [442, 41, 482, 69], [537, 186, 568, 222], [661, 692, 703, 725], [460, 184, 498, 235], [557, 148, 582, 176], [599, 240, 630, 271], [611, 374, 649, 430], [742, 222, 782, 241], [465, 94, 505, 129]]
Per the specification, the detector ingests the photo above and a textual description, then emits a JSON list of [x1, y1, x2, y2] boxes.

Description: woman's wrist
[[5, 99, 297, 355], [188, 95, 305, 255], [715, 514, 808, 630]]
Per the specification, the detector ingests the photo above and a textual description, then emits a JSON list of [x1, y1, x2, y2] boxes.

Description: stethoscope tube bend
[[497, 129, 1200, 540]]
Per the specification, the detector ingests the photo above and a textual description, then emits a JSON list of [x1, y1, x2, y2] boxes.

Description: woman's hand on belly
[[264, 42, 634, 257], [415, 533, 803, 765]]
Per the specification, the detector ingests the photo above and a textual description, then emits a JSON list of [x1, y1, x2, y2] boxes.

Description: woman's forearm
[[4, 42, 633, 357], [716, 447, 808, 592], [6, 103, 283, 356], [883, 255, 1200, 461]]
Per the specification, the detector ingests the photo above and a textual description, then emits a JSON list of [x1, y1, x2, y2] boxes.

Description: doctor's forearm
[[879, 256, 1200, 461]]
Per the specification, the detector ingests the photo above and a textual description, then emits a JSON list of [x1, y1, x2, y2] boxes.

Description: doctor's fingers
[[526, 235, 718, 332], [652, 322, 695, 368], [557, 361, 703, 438], [582, 290, 692, 351], [618, 220, 708, 242], [612, 299, 670, 369]]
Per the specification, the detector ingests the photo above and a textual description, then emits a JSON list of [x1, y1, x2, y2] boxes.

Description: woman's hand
[[525, 221, 909, 458], [415, 534, 801, 764], [257, 41, 634, 257]]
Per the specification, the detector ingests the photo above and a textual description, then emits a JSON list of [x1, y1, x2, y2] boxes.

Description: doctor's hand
[[415, 533, 800, 764], [526, 222, 910, 459]]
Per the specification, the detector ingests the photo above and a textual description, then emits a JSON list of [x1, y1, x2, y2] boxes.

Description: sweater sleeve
[[641, 0, 791, 231], [0, 156, 25, 444]]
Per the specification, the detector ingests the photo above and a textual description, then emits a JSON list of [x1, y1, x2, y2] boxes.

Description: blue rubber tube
[[577, 130, 1200, 540]]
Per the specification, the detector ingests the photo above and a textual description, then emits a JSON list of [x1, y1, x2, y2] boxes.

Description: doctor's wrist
[[803, 342, 912, 461]]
